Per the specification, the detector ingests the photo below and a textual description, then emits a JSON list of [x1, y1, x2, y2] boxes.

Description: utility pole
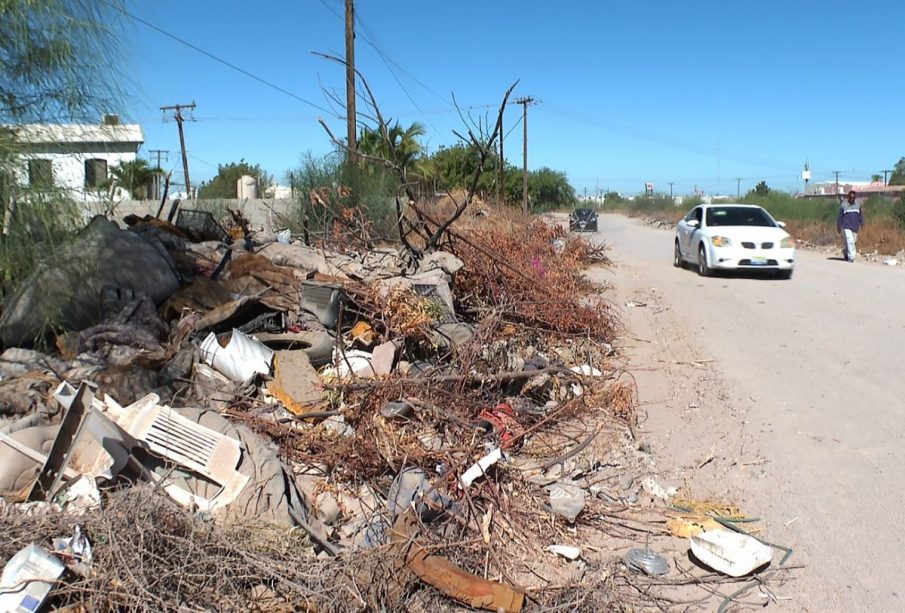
[[883, 169, 893, 186], [161, 102, 196, 198], [735, 177, 742, 199], [148, 149, 168, 200], [668, 182, 674, 198], [514, 96, 537, 216], [833, 170, 841, 195], [345, 0, 357, 162], [498, 108, 505, 204]]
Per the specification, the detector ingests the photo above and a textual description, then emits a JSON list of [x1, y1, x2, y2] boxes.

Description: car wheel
[[673, 240, 683, 268], [776, 269, 793, 280], [697, 244, 711, 277]]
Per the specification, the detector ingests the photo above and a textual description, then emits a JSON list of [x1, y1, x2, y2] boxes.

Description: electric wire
[[110, 2, 337, 117], [541, 103, 800, 173]]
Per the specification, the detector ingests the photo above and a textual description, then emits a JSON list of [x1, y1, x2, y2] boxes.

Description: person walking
[[837, 190, 863, 262]]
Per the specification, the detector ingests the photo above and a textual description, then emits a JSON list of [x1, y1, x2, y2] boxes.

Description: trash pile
[[0, 205, 790, 610]]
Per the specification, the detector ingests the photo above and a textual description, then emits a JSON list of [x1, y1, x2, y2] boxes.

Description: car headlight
[[710, 235, 732, 247], [780, 237, 794, 248]]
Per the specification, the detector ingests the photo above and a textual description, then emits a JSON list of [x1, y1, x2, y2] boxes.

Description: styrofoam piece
[[690, 530, 773, 577], [570, 364, 603, 377], [200, 329, 274, 383], [547, 545, 582, 560], [459, 447, 502, 488]]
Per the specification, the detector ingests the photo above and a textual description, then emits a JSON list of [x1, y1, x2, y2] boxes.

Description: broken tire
[[255, 331, 334, 368]]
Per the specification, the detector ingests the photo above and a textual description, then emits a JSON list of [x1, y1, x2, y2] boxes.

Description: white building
[[804, 179, 872, 196], [12, 116, 144, 201]]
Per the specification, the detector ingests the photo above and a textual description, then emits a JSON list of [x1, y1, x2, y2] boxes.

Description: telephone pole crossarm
[[161, 102, 196, 198]]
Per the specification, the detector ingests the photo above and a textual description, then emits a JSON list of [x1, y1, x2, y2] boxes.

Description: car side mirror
[[687, 219, 699, 228], [776, 221, 786, 228]]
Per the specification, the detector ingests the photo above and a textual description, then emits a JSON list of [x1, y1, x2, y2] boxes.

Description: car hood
[[702, 226, 790, 242]]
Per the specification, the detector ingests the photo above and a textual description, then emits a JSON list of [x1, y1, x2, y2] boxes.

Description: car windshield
[[572, 208, 595, 218], [705, 206, 775, 227]]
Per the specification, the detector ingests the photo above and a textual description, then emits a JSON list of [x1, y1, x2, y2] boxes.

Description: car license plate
[[750, 256, 768, 265]]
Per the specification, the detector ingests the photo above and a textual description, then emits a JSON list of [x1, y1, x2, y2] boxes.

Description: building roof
[[12, 123, 144, 145]]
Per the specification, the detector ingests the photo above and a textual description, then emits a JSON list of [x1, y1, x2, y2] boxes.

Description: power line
[[541, 104, 799, 173], [351, 9, 451, 144], [317, 0, 450, 144], [112, 2, 336, 116]]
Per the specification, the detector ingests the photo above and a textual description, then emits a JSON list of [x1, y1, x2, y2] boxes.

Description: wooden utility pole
[[668, 182, 674, 198], [148, 149, 168, 200], [883, 169, 893, 186], [514, 97, 536, 215], [498, 110, 505, 204], [161, 102, 196, 197], [345, 0, 357, 161], [736, 177, 742, 198], [833, 170, 841, 195]]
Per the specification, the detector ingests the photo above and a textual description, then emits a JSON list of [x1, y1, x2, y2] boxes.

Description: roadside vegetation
[[286, 141, 578, 243], [0, 0, 125, 299], [606, 178, 905, 256]]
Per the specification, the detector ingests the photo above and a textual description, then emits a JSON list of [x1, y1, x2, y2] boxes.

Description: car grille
[[761, 242, 774, 249], [742, 242, 756, 249], [742, 241, 775, 249], [738, 259, 779, 266]]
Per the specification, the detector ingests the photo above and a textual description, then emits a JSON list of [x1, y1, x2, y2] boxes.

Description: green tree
[[871, 174, 883, 183], [528, 167, 577, 211], [197, 159, 275, 199], [431, 143, 500, 194], [754, 180, 770, 196], [108, 159, 161, 199], [359, 121, 426, 179], [1, 0, 125, 298], [889, 157, 905, 186]]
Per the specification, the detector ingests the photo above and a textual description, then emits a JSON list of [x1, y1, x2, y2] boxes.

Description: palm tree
[[109, 158, 161, 199], [358, 121, 425, 179]]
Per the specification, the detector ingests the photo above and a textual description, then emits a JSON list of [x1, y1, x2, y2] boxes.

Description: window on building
[[84, 158, 108, 189], [27, 159, 53, 188]]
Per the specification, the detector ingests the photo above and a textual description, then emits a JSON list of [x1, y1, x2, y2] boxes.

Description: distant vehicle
[[569, 208, 598, 232], [674, 204, 795, 279]]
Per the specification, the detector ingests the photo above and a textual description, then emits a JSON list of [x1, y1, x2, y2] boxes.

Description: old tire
[[674, 240, 683, 268], [256, 330, 334, 368]]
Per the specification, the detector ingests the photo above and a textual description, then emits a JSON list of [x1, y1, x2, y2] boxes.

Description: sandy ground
[[582, 213, 905, 612]]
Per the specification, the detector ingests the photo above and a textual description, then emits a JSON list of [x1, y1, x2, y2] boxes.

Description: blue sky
[[123, 0, 905, 196]]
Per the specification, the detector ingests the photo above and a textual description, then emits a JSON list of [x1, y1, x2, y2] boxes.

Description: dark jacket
[[837, 201, 864, 233]]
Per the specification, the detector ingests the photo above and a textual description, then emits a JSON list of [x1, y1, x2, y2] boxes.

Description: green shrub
[[894, 195, 905, 229], [288, 151, 398, 241], [0, 193, 82, 301]]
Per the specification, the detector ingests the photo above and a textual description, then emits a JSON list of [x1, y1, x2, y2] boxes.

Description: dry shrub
[[454, 219, 616, 342], [785, 219, 841, 247], [857, 218, 905, 254], [787, 217, 905, 254], [374, 285, 439, 339], [0, 487, 393, 612]]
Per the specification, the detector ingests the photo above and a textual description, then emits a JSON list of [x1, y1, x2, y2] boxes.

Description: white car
[[674, 204, 795, 279]]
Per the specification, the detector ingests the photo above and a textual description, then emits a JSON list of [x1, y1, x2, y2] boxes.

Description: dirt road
[[586, 213, 905, 611]]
